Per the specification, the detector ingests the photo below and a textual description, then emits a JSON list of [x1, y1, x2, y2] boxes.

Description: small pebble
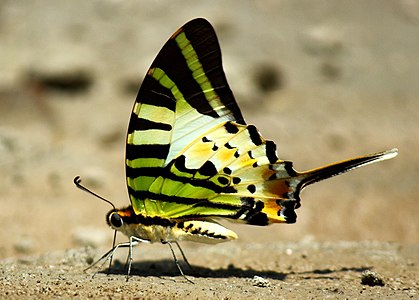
[[361, 270, 385, 286], [14, 238, 35, 254], [252, 275, 270, 287]]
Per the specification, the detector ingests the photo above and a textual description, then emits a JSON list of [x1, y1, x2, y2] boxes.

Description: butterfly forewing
[[126, 19, 249, 216]]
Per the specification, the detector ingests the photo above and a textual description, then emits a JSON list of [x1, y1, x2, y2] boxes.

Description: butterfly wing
[[126, 18, 245, 215], [155, 120, 294, 224], [126, 18, 397, 225], [155, 122, 396, 225]]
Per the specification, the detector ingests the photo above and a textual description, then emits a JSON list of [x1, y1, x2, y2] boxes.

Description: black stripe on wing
[[140, 18, 245, 123]]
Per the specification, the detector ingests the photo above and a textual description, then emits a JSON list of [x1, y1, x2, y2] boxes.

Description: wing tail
[[297, 148, 398, 190], [265, 148, 399, 224]]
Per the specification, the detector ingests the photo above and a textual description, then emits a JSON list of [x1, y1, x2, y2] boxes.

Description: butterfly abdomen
[[174, 220, 238, 243]]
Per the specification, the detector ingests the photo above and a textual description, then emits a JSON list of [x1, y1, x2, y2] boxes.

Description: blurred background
[[0, 0, 417, 259]]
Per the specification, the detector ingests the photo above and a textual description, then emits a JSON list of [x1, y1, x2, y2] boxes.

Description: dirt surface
[[0, 0, 418, 298], [1, 241, 418, 299]]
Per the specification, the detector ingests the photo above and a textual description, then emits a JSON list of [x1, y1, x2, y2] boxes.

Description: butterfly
[[75, 18, 397, 280]]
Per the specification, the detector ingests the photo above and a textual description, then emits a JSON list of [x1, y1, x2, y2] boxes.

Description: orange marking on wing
[[262, 200, 286, 223], [260, 180, 292, 223], [263, 180, 291, 198]]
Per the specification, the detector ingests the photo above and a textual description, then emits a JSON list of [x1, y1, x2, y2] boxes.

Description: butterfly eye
[[110, 212, 123, 228]]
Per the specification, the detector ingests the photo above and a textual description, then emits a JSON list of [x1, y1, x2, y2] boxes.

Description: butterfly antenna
[[73, 176, 116, 210], [74, 176, 119, 274]]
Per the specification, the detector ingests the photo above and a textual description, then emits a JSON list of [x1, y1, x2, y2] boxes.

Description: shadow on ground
[[94, 258, 372, 282]]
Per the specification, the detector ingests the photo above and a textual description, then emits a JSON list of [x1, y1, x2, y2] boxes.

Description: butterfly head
[[106, 210, 123, 230], [105, 206, 135, 231]]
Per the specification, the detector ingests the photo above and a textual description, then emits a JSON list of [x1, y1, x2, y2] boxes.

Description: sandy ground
[[1, 242, 418, 299], [0, 0, 418, 298]]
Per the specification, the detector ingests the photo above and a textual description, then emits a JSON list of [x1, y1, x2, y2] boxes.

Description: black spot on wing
[[246, 212, 269, 226], [232, 177, 241, 184], [174, 155, 194, 174], [247, 125, 262, 146], [225, 143, 234, 149], [224, 122, 239, 134], [255, 200, 264, 211], [265, 140, 278, 163], [240, 197, 255, 208], [268, 172, 277, 181], [276, 199, 297, 223], [284, 161, 298, 177], [223, 167, 232, 175], [199, 161, 218, 177], [236, 198, 269, 226], [247, 184, 256, 194], [217, 176, 229, 185], [177, 222, 185, 229]]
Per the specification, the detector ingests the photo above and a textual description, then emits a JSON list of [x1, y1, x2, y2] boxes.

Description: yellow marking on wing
[[138, 103, 174, 123], [129, 129, 172, 145], [127, 157, 165, 168]]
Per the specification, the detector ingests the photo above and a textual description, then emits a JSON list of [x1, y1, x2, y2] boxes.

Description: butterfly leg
[[85, 241, 133, 278], [174, 241, 194, 271], [125, 236, 150, 281], [85, 237, 149, 280], [162, 240, 194, 284]]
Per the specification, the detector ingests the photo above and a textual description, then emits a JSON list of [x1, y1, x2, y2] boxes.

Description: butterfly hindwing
[[157, 121, 299, 224]]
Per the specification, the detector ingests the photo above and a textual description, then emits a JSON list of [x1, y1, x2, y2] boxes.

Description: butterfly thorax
[[107, 206, 238, 244]]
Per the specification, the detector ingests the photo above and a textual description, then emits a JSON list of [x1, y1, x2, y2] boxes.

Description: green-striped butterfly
[[75, 18, 397, 280]]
